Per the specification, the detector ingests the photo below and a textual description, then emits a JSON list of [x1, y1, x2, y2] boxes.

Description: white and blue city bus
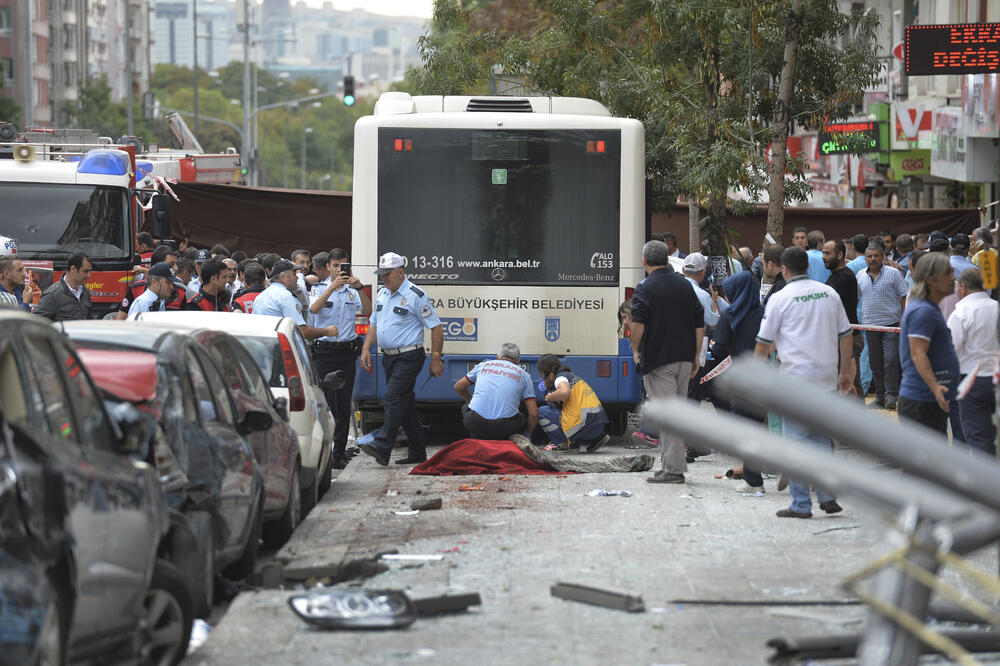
[[351, 92, 653, 434]]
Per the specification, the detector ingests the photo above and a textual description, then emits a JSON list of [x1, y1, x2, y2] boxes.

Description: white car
[[136, 311, 335, 512]]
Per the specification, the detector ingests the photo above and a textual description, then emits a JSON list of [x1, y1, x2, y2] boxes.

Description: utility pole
[[240, 0, 250, 183], [301, 127, 312, 189], [125, 0, 134, 134], [192, 0, 199, 136]]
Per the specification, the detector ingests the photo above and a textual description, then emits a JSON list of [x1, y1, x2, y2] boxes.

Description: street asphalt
[[184, 401, 1000, 665]]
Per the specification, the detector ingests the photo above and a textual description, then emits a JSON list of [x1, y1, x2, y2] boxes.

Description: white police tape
[[851, 324, 902, 333]]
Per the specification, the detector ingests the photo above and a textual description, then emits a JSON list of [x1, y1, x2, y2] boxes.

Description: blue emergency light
[[77, 149, 131, 176], [136, 160, 154, 180]]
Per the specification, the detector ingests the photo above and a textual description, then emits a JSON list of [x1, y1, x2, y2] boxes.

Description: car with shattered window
[[137, 311, 337, 514], [1, 311, 192, 664], [61, 319, 302, 549], [72, 339, 266, 615]]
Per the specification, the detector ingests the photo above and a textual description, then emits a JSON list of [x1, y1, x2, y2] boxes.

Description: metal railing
[[643, 357, 1000, 665]]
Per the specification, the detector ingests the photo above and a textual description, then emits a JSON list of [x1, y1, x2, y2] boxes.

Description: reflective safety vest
[[187, 289, 231, 312], [232, 285, 265, 313]]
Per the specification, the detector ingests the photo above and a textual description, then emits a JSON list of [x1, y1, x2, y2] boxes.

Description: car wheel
[[263, 460, 301, 549], [224, 500, 261, 580], [140, 559, 193, 666], [606, 407, 629, 436], [317, 443, 333, 496]]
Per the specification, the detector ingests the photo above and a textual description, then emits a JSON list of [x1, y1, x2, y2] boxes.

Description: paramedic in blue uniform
[[126, 262, 175, 317], [252, 260, 339, 340], [309, 249, 372, 469], [359, 252, 444, 466]]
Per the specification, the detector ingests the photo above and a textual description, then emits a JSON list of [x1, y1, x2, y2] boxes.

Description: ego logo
[[441, 317, 478, 342]]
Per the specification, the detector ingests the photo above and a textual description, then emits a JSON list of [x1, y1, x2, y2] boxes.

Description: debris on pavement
[[380, 554, 444, 562], [586, 489, 635, 497], [393, 509, 420, 516], [412, 592, 482, 616], [459, 484, 485, 491], [288, 589, 417, 630], [550, 582, 645, 613], [411, 497, 443, 510], [385, 490, 399, 496], [186, 619, 212, 656]]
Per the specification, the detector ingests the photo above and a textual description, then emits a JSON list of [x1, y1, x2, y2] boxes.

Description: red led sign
[[905, 23, 1000, 75]]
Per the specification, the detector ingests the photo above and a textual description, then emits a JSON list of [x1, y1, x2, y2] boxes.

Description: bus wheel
[[607, 408, 629, 436]]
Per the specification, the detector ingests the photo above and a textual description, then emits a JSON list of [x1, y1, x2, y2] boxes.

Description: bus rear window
[[378, 128, 620, 286]]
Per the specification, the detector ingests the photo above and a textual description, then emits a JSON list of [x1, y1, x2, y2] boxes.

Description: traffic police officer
[[252, 260, 339, 340], [127, 262, 175, 317], [309, 249, 372, 468], [359, 252, 444, 466]]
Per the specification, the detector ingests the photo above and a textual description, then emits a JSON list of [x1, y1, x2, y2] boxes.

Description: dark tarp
[[654, 204, 983, 253], [158, 183, 982, 259], [162, 182, 352, 258]]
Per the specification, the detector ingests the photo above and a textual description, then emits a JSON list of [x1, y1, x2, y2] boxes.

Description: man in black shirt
[[823, 239, 862, 397], [630, 240, 705, 484], [761, 244, 785, 307]]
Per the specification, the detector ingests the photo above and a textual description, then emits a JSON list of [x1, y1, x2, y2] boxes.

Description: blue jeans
[[373, 349, 426, 457], [538, 405, 604, 446], [782, 417, 836, 514], [959, 375, 996, 456]]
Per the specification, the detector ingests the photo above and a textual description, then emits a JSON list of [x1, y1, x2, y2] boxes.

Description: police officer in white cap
[[358, 252, 444, 466]]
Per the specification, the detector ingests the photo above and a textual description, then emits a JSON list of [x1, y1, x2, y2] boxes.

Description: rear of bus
[[352, 94, 645, 433]]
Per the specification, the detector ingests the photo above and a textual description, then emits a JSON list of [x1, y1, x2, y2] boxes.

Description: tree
[[407, 0, 880, 253], [0, 94, 19, 123]]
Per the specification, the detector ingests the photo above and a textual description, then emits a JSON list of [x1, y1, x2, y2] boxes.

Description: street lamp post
[[240, 0, 251, 181], [193, 0, 198, 136], [301, 127, 313, 190]]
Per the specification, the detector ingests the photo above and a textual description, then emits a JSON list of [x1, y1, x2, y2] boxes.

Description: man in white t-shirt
[[755, 246, 854, 519]]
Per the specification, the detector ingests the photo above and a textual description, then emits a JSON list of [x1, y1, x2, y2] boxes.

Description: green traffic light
[[344, 95, 355, 106]]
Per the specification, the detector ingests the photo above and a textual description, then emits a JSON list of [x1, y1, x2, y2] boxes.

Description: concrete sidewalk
[[185, 423, 998, 665]]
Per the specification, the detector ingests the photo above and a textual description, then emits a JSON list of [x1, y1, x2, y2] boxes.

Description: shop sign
[[817, 121, 882, 155], [888, 150, 931, 180], [905, 23, 1000, 76]]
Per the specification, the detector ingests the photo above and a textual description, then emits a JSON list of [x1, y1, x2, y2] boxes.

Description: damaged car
[[1, 311, 191, 664]]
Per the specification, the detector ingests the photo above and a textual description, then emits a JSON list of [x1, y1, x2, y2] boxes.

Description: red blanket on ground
[[410, 439, 568, 476]]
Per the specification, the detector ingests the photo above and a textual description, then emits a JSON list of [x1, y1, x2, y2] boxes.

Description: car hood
[[77, 348, 159, 403]]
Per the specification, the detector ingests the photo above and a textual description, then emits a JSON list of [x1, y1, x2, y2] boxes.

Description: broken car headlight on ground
[[288, 589, 417, 629]]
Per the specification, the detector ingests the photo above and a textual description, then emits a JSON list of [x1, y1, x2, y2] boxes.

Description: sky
[[325, 0, 433, 18]]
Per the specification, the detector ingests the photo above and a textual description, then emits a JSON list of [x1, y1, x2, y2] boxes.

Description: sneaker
[[631, 432, 659, 447], [884, 396, 897, 411], [647, 472, 685, 484], [356, 431, 376, 447], [776, 508, 812, 519], [586, 434, 611, 453], [735, 483, 764, 494], [819, 500, 843, 514]]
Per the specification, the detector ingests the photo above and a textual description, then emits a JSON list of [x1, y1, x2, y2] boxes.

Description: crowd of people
[[0, 222, 996, 505], [620, 225, 1000, 519]]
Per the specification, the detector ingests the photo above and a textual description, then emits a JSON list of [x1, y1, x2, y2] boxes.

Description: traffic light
[[343, 75, 355, 106]]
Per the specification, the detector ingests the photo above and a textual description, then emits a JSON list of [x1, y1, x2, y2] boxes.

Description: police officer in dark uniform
[[359, 252, 444, 466], [309, 249, 372, 468]]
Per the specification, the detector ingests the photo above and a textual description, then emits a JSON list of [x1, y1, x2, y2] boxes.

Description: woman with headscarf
[[711, 270, 767, 493]]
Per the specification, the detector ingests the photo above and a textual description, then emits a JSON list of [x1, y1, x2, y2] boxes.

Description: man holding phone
[[310, 248, 372, 469]]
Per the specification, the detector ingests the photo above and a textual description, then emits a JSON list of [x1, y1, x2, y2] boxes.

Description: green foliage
[[0, 94, 20, 122], [407, 0, 881, 247]]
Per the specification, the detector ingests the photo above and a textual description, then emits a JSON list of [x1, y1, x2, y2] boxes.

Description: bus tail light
[[623, 362, 628, 377], [277, 332, 306, 412], [624, 287, 634, 302], [597, 360, 611, 378], [586, 140, 606, 154], [393, 138, 412, 152]]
